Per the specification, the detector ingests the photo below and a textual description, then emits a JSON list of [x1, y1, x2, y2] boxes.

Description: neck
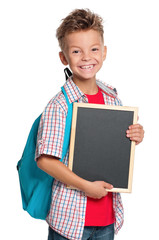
[[72, 75, 98, 95]]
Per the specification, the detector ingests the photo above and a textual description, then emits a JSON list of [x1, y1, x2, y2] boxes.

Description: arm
[[37, 154, 113, 199]]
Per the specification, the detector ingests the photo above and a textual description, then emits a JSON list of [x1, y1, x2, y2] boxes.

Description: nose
[[82, 51, 91, 61]]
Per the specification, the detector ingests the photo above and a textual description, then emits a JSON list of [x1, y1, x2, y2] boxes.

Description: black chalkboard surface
[[68, 103, 138, 193]]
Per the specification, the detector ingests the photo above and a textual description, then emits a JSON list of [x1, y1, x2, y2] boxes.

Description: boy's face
[[59, 29, 107, 83]]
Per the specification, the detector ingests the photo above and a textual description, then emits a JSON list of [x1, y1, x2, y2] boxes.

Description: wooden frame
[[68, 103, 138, 193]]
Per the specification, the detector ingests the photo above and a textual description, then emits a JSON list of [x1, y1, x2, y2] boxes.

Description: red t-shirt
[[84, 87, 114, 226]]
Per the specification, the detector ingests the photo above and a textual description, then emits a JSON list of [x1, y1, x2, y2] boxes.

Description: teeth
[[80, 65, 93, 69]]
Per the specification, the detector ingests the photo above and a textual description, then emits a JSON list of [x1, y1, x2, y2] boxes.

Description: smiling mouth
[[79, 64, 94, 70]]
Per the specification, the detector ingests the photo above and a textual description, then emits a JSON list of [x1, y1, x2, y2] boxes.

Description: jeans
[[48, 224, 114, 240]]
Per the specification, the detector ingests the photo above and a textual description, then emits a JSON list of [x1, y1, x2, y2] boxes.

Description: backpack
[[17, 68, 73, 220]]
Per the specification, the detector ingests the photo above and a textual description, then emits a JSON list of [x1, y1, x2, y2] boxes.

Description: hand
[[84, 181, 113, 199], [126, 123, 144, 145]]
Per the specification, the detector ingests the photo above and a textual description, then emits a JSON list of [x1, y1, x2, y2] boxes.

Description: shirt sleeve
[[114, 96, 123, 106], [35, 99, 66, 160]]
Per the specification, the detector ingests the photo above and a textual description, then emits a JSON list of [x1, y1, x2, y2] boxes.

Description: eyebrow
[[70, 43, 101, 49]]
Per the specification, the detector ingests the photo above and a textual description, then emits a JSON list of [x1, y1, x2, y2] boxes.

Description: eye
[[72, 50, 80, 54], [92, 48, 99, 52]]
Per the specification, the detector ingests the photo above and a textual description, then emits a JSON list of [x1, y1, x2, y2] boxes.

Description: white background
[[0, 0, 159, 239]]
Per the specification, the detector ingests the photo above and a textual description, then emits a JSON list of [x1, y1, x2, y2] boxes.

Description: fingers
[[103, 182, 113, 196], [101, 181, 113, 198], [102, 181, 113, 190], [126, 124, 145, 145], [85, 181, 113, 199]]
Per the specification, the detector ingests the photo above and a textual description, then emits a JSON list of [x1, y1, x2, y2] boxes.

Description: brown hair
[[56, 9, 104, 50]]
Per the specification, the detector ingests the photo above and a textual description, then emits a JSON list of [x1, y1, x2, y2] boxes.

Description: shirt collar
[[63, 77, 85, 103], [63, 77, 117, 103]]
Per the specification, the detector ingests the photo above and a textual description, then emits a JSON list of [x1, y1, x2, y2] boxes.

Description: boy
[[36, 9, 144, 240]]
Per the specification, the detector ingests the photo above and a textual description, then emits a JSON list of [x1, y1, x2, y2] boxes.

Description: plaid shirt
[[36, 78, 124, 240]]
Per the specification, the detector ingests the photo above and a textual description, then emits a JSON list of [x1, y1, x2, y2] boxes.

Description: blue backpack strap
[[61, 86, 73, 160]]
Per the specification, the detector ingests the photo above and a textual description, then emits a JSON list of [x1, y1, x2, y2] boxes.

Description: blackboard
[[68, 103, 138, 193]]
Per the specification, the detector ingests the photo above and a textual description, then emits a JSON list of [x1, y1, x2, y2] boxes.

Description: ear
[[103, 46, 107, 61], [59, 51, 68, 66]]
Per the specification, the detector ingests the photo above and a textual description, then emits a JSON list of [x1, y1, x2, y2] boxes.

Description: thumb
[[103, 182, 113, 190]]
